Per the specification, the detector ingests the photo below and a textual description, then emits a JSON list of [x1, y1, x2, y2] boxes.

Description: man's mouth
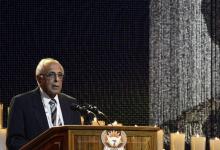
[[52, 85, 59, 89]]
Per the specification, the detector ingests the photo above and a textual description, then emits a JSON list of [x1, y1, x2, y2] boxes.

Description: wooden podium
[[20, 125, 163, 150]]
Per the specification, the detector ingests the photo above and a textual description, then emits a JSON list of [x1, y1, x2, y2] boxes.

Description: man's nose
[[54, 74, 59, 81]]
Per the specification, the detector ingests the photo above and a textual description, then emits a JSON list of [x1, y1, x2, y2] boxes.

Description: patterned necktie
[[49, 99, 57, 126]]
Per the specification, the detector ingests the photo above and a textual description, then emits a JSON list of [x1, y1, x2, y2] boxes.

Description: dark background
[[0, 0, 149, 127]]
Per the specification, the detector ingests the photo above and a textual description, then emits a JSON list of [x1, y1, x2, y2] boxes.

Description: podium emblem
[[101, 130, 127, 150]]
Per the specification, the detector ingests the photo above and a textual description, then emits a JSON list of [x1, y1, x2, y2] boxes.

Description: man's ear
[[36, 75, 43, 84]]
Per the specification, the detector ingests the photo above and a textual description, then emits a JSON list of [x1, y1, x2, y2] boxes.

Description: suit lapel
[[59, 95, 70, 124], [32, 88, 49, 130]]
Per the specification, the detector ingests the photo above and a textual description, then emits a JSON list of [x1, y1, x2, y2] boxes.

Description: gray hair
[[35, 58, 64, 77]]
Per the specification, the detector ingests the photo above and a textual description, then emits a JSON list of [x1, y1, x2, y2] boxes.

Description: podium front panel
[[69, 128, 157, 150]]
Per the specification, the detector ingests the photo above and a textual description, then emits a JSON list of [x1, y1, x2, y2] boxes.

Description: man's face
[[39, 62, 64, 98]]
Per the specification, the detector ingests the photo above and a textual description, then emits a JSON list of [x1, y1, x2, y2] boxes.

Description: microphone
[[83, 103, 112, 125], [84, 104, 106, 116], [70, 104, 97, 119]]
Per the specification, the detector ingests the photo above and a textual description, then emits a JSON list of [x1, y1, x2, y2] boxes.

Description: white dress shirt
[[40, 88, 64, 128]]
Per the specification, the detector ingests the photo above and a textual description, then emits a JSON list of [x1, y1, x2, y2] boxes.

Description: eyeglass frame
[[40, 72, 64, 80]]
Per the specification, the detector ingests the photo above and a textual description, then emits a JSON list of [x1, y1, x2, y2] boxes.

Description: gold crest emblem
[[101, 130, 127, 150]]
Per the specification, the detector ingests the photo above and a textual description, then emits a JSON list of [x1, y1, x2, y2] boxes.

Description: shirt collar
[[39, 87, 58, 103]]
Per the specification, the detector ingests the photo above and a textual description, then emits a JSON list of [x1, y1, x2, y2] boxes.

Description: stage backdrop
[[149, 0, 220, 148], [0, 1, 149, 127]]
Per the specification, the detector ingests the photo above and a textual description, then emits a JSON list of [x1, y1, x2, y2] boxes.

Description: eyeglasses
[[41, 72, 64, 80]]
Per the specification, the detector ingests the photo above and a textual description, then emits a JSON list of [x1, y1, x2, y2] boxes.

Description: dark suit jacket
[[6, 88, 81, 150]]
